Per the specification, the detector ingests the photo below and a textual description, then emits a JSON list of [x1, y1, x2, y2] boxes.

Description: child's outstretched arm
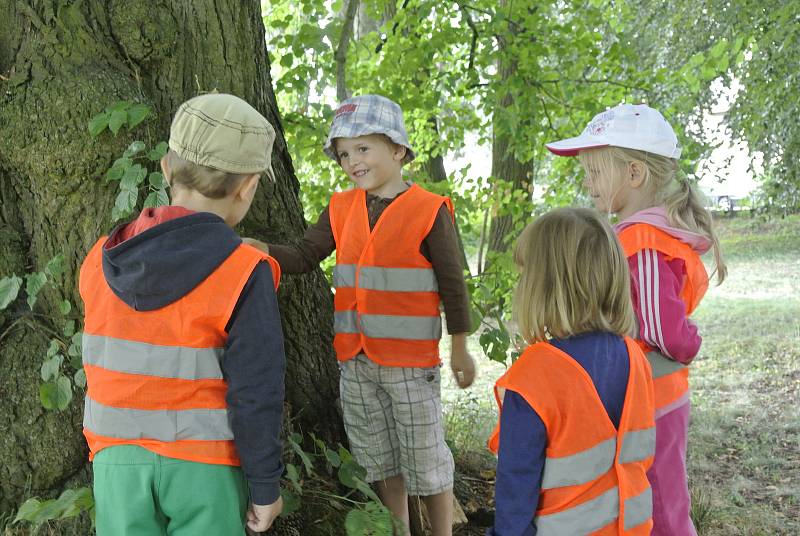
[[243, 205, 336, 274]]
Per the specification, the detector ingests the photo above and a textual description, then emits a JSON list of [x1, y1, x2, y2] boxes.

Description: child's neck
[[616, 190, 656, 222], [367, 176, 409, 199], [170, 189, 235, 227]]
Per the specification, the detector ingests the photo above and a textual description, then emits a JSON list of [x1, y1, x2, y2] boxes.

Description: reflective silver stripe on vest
[[334, 264, 357, 288], [536, 486, 619, 535], [357, 266, 438, 292], [334, 310, 360, 334], [647, 351, 687, 379], [541, 437, 616, 489], [359, 314, 442, 341], [82, 334, 223, 380], [624, 487, 653, 530], [619, 427, 656, 464], [333, 264, 438, 292], [83, 397, 233, 442]]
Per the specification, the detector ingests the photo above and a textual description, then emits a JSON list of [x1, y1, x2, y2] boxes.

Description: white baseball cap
[[546, 103, 681, 159]]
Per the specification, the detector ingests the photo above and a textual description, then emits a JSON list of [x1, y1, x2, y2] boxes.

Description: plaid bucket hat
[[169, 93, 277, 180], [323, 95, 416, 163]]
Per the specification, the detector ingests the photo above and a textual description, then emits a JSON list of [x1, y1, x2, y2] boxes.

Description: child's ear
[[393, 144, 407, 162], [160, 156, 172, 187], [628, 161, 646, 188], [236, 174, 260, 200]]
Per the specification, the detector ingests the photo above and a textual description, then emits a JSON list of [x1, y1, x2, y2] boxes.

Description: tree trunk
[[0, 0, 342, 525]]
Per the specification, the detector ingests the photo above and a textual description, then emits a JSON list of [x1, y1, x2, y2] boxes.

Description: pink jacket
[[615, 208, 711, 364]]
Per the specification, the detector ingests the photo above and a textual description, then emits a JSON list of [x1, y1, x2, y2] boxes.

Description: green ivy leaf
[[126, 104, 151, 130], [285, 463, 302, 493], [73, 368, 86, 389], [344, 502, 393, 535], [44, 254, 64, 278], [120, 164, 147, 191], [279, 489, 301, 517], [108, 109, 128, 136], [123, 140, 146, 158], [112, 189, 138, 221], [148, 172, 166, 189], [46, 339, 60, 358], [0, 275, 23, 310], [25, 272, 48, 310], [59, 300, 72, 315], [39, 376, 72, 411], [63, 319, 75, 338], [337, 459, 367, 489], [88, 112, 110, 138], [13, 497, 43, 525], [324, 448, 342, 468], [147, 141, 169, 161], [41, 354, 63, 382]]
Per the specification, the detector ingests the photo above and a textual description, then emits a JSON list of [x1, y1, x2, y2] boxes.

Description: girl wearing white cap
[[546, 104, 726, 536]]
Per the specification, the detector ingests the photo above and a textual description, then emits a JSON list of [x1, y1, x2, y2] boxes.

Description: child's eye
[[339, 151, 348, 159], [358, 146, 369, 152]]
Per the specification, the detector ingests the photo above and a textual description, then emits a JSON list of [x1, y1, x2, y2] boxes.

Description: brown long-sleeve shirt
[[269, 189, 471, 334]]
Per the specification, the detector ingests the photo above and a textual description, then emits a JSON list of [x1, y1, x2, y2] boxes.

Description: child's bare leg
[[376, 475, 410, 536], [421, 488, 453, 536]]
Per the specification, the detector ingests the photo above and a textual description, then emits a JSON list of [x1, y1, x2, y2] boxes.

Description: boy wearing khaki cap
[[80, 93, 285, 534]]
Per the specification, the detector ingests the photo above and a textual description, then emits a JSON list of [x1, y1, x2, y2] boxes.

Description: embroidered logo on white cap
[[546, 104, 681, 159]]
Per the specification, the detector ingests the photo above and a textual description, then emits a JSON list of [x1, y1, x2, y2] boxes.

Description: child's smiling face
[[334, 134, 407, 198]]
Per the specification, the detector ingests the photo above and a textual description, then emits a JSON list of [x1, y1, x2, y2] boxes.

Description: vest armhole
[[420, 197, 452, 242], [219, 247, 271, 334]]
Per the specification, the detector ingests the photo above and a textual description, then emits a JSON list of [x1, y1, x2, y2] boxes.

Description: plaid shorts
[[339, 354, 454, 496]]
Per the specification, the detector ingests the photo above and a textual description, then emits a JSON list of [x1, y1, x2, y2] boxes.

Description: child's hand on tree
[[450, 333, 476, 388]]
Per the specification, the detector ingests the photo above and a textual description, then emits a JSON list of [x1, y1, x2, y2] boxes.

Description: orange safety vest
[[488, 337, 655, 535], [329, 184, 453, 367], [617, 223, 709, 413], [79, 238, 280, 466]]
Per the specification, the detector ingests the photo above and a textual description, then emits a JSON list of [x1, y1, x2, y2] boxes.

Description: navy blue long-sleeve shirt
[[489, 332, 630, 536]]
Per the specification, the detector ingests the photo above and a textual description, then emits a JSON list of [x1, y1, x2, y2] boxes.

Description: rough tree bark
[[0, 0, 343, 529]]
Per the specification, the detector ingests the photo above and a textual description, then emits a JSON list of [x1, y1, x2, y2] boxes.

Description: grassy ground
[[442, 214, 800, 535]]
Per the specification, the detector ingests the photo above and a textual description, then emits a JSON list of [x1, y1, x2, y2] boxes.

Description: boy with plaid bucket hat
[[253, 94, 475, 535], [80, 93, 285, 534]]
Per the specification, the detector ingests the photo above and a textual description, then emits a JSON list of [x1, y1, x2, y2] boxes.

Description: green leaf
[[44, 254, 64, 278], [126, 104, 151, 129], [279, 489, 301, 517], [147, 141, 169, 161], [285, 463, 302, 493], [46, 339, 60, 358], [25, 272, 47, 310], [120, 164, 147, 191], [59, 300, 72, 315], [13, 497, 43, 524], [108, 109, 128, 136], [108, 101, 132, 113], [73, 368, 86, 389], [143, 188, 170, 209], [112, 189, 138, 221], [88, 112, 110, 137], [0, 275, 23, 310], [63, 319, 75, 338], [41, 354, 63, 382], [39, 376, 73, 411], [344, 502, 394, 535], [288, 435, 315, 476], [123, 140, 146, 158], [337, 459, 367, 489], [148, 171, 166, 189], [324, 448, 342, 468]]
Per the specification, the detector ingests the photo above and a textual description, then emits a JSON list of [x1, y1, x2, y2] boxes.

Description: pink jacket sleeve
[[628, 249, 702, 364]]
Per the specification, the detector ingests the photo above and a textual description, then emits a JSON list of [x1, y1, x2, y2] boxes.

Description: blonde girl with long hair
[[488, 208, 656, 535], [547, 103, 726, 536]]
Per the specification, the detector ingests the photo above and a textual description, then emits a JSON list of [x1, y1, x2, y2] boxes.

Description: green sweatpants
[[92, 445, 248, 536]]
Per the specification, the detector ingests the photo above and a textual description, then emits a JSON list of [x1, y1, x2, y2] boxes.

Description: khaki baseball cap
[[169, 93, 277, 180]]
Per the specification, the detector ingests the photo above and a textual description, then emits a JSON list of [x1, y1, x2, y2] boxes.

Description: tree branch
[[335, 0, 361, 101]]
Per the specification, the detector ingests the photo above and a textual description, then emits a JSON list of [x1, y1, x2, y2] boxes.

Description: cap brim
[[545, 136, 609, 157]]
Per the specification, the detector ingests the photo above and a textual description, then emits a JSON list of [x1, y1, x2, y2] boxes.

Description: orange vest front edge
[[329, 184, 453, 367]]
